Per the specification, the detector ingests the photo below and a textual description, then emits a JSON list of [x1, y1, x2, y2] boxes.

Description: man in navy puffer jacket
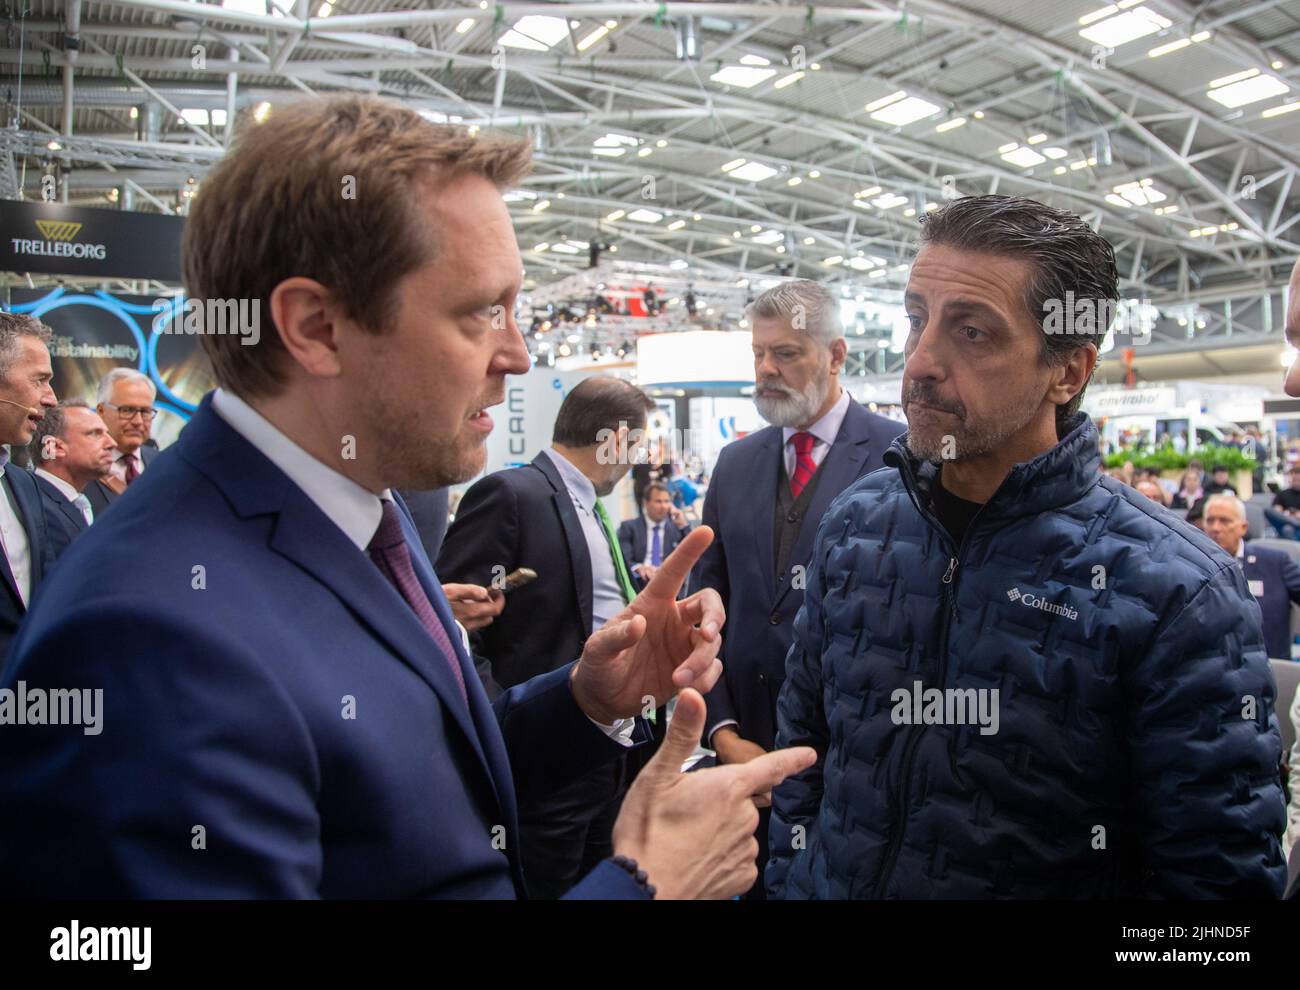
[[768, 196, 1287, 899]]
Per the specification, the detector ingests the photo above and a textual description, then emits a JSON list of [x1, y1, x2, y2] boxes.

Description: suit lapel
[[0, 473, 24, 608], [533, 453, 594, 637], [52, 491, 87, 533], [394, 492, 516, 827], [6, 469, 43, 588], [267, 486, 495, 779], [773, 402, 870, 609], [743, 429, 782, 608], [633, 517, 647, 564], [175, 395, 502, 806]]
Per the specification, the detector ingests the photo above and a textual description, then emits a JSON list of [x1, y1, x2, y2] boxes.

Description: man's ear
[[268, 277, 348, 380], [1047, 342, 1098, 409], [828, 337, 848, 376]]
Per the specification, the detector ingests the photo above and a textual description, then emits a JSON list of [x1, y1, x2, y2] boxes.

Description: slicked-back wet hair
[[919, 194, 1118, 432]]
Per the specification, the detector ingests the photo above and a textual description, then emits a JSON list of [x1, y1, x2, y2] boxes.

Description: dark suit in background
[[0, 463, 54, 661], [397, 488, 450, 564], [1241, 541, 1300, 659], [83, 443, 158, 519], [33, 474, 88, 564], [693, 397, 903, 894], [618, 514, 691, 592], [437, 451, 629, 897]]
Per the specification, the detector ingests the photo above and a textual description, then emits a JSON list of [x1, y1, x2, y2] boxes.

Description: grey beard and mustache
[[902, 379, 1043, 463], [754, 374, 832, 428]]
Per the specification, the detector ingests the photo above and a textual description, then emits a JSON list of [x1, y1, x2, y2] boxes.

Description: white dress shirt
[[108, 448, 146, 484], [35, 468, 94, 524], [542, 447, 627, 629], [0, 448, 32, 606], [212, 390, 634, 744], [782, 387, 851, 480]]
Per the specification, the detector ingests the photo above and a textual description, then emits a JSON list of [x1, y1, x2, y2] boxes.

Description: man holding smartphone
[[438, 375, 658, 897]]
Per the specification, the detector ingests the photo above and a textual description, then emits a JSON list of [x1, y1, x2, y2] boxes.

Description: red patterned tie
[[367, 500, 468, 704], [789, 431, 818, 498], [121, 454, 139, 485]]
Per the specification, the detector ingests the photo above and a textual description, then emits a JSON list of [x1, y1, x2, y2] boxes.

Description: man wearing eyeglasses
[[90, 368, 160, 515]]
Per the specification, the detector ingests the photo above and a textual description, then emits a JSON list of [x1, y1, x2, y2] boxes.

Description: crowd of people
[[0, 354, 169, 658], [0, 93, 1297, 900]]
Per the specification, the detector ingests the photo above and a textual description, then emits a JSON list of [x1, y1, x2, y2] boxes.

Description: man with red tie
[[694, 279, 905, 896], [88, 367, 159, 516]]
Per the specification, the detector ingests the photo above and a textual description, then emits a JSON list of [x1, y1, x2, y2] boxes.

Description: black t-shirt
[[1274, 488, 1300, 512], [1204, 481, 1237, 497], [930, 471, 984, 546]]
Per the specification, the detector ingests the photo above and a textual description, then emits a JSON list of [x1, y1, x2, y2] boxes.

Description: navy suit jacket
[[438, 451, 596, 691], [397, 487, 451, 564], [1241, 542, 1300, 660], [694, 399, 905, 750], [34, 473, 89, 565], [82, 443, 158, 519], [0, 395, 647, 899], [618, 515, 691, 592], [0, 463, 52, 660]]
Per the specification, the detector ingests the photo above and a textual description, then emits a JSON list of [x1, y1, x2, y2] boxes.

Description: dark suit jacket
[[694, 399, 905, 750], [1242, 542, 1300, 660], [82, 443, 159, 518], [33, 473, 88, 564], [397, 488, 450, 564], [618, 515, 691, 592], [0, 464, 52, 660], [438, 451, 595, 691], [0, 395, 647, 899]]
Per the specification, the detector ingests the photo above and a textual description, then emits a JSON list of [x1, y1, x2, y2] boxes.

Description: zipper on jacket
[[942, 556, 957, 584], [874, 457, 993, 896]]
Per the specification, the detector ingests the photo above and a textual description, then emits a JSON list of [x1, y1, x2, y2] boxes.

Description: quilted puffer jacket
[[768, 413, 1288, 899]]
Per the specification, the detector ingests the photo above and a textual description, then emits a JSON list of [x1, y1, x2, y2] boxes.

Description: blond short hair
[[183, 94, 533, 398]]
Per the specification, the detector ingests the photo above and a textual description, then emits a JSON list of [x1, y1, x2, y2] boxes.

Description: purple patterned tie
[[368, 500, 468, 704]]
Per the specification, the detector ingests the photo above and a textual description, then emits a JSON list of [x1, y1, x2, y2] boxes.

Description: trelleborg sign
[[1, 201, 182, 281]]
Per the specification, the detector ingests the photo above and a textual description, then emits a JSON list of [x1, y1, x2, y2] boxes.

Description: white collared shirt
[[781, 387, 851, 480], [0, 448, 32, 606], [212, 391, 634, 745], [542, 447, 627, 629], [211, 388, 389, 551], [35, 468, 93, 524]]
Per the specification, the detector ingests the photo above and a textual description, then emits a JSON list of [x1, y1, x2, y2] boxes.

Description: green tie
[[593, 499, 637, 604]]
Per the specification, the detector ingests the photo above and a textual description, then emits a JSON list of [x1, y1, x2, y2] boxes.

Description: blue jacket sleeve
[[765, 517, 832, 899], [494, 662, 648, 802], [1126, 564, 1287, 898], [562, 859, 654, 900]]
